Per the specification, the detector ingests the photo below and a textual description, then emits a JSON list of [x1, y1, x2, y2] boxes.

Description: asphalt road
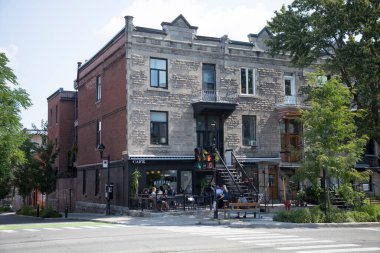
[[1, 213, 380, 253]]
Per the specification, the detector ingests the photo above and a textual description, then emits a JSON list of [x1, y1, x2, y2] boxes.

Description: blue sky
[[0, 0, 292, 128]]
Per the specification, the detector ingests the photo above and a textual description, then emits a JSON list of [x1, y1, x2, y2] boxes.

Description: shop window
[[145, 170, 177, 193], [181, 171, 192, 194]]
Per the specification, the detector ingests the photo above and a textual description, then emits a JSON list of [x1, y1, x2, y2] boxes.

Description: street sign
[[102, 160, 108, 168]]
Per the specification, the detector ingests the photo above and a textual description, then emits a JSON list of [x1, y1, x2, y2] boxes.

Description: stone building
[[49, 14, 379, 212]]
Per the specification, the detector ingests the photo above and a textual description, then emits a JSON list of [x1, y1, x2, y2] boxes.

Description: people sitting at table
[[156, 187, 169, 211]]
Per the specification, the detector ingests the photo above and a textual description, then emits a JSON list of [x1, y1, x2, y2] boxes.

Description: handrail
[[231, 151, 258, 194], [214, 148, 243, 196]]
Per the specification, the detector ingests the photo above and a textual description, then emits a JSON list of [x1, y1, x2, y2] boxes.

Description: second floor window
[[150, 111, 168, 145], [284, 73, 295, 96], [150, 58, 167, 88], [241, 68, 255, 95], [50, 109, 52, 127], [202, 64, 216, 90], [55, 105, 58, 124], [242, 115, 256, 146], [96, 75, 102, 101]]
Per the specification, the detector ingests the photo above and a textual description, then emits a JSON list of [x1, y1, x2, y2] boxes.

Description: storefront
[[128, 156, 197, 195]]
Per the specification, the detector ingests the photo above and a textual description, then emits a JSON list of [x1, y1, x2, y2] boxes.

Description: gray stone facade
[[125, 15, 303, 160]]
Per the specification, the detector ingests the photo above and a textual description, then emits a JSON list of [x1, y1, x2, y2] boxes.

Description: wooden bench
[[223, 202, 258, 219]]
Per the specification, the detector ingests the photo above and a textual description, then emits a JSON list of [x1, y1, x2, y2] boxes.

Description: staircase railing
[[214, 149, 243, 196], [231, 152, 258, 194]]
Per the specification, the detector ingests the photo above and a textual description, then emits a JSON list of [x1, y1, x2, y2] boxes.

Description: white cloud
[[96, 0, 291, 41]]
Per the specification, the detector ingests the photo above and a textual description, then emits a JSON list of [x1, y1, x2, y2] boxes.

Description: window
[[96, 75, 101, 101], [284, 73, 295, 96], [95, 169, 100, 195], [241, 68, 255, 95], [82, 170, 87, 195], [49, 109, 52, 127], [150, 111, 168, 145], [96, 120, 101, 147], [55, 105, 58, 124], [242, 115, 256, 146], [202, 64, 216, 90], [150, 58, 167, 88]]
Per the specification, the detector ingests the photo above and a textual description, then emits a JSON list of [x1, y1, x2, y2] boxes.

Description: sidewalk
[[60, 209, 380, 228]]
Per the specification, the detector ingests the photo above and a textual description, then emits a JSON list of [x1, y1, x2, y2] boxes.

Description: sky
[[0, 0, 292, 129]]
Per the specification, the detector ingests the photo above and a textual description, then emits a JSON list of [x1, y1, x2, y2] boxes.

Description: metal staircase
[[214, 149, 261, 202]]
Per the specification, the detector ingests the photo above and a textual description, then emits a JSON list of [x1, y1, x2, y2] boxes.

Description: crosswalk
[[0, 224, 124, 234], [158, 226, 380, 252]]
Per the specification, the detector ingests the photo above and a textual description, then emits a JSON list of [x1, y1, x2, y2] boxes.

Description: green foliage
[[273, 208, 312, 223], [40, 207, 62, 218], [16, 205, 36, 216], [337, 183, 366, 208], [353, 205, 380, 222], [0, 52, 32, 199], [36, 140, 58, 195], [305, 185, 321, 205], [13, 138, 40, 201], [0, 206, 12, 213], [346, 211, 373, 222], [297, 77, 369, 213], [267, 0, 380, 143]]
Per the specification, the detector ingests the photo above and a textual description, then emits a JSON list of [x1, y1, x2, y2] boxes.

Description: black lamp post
[[97, 143, 111, 215], [210, 122, 218, 219]]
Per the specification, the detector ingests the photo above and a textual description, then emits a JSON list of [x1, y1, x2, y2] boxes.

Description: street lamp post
[[97, 144, 111, 215], [210, 122, 218, 219]]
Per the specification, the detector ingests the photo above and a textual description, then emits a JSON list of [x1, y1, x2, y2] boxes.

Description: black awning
[[192, 101, 237, 117]]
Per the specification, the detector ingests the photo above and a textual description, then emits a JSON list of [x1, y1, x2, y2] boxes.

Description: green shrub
[[346, 211, 373, 222], [40, 207, 62, 218], [16, 205, 36, 216], [273, 208, 312, 223], [310, 206, 325, 223], [326, 208, 349, 223], [0, 206, 12, 213], [354, 205, 380, 222]]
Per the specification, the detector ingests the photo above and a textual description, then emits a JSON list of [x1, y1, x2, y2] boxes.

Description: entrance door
[[268, 166, 278, 200], [196, 115, 223, 152]]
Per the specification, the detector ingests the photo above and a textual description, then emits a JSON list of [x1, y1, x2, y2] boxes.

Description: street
[[1, 213, 380, 253]]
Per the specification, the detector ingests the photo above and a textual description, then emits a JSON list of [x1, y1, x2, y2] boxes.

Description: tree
[[35, 139, 58, 208], [0, 52, 32, 199], [267, 0, 380, 143], [298, 75, 369, 215], [13, 139, 39, 203]]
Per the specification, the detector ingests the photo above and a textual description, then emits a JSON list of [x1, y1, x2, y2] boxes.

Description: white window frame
[[96, 75, 102, 101], [284, 73, 295, 96], [241, 68, 256, 95]]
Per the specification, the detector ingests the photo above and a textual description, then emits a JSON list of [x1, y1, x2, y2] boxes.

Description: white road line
[[355, 227, 380, 232], [0, 230, 16, 233], [241, 238, 312, 244], [43, 228, 61, 231], [22, 229, 40, 232], [189, 231, 270, 236], [277, 244, 359, 251], [211, 233, 280, 238], [80, 226, 99, 229], [256, 239, 334, 246], [98, 225, 117, 228], [62, 226, 82, 230], [227, 235, 299, 241], [297, 247, 380, 253]]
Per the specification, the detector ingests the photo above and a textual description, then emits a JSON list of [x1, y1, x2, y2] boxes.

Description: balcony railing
[[202, 90, 220, 102], [275, 95, 305, 106]]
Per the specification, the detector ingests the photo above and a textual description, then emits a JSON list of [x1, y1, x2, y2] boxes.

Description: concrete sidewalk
[[60, 210, 380, 228]]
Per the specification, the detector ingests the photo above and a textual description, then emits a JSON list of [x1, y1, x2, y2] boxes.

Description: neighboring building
[[48, 14, 380, 212], [47, 88, 77, 211]]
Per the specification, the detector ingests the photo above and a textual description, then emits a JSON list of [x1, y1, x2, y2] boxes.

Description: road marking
[[355, 227, 380, 232], [0, 230, 16, 233], [80, 226, 99, 229], [241, 238, 313, 244], [98, 225, 117, 228], [43, 228, 61, 231], [62, 226, 82, 230], [297, 247, 380, 253], [226, 235, 299, 240], [256, 239, 334, 246], [22, 229, 40, 232], [277, 244, 359, 250]]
